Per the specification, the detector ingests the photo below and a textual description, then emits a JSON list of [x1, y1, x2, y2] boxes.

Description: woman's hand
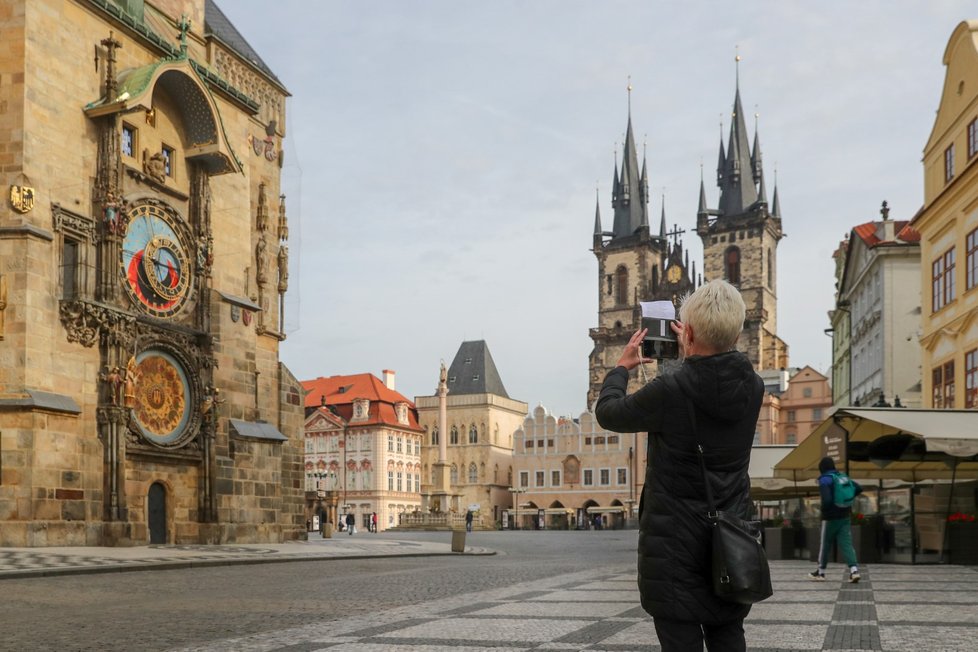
[[615, 328, 655, 371], [671, 320, 691, 358]]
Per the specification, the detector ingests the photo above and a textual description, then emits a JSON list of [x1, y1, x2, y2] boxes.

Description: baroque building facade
[[301, 371, 423, 532], [913, 20, 978, 409], [0, 0, 303, 546], [416, 341, 527, 527]]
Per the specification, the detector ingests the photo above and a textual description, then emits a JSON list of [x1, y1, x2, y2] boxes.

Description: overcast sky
[[220, 2, 965, 417]]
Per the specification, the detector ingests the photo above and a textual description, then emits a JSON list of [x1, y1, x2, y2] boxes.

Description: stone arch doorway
[[148, 482, 167, 544]]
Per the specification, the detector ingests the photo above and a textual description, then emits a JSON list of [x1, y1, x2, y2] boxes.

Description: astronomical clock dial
[[666, 264, 683, 283], [131, 348, 193, 446], [121, 202, 192, 318]]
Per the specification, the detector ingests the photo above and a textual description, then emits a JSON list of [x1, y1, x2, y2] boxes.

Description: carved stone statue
[[277, 245, 289, 293], [100, 365, 124, 405], [256, 183, 269, 232], [123, 355, 139, 408], [439, 361, 447, 385], [255, 236, 268, 286], [103, 192, 122, 234], [144, 152, 167, 184]]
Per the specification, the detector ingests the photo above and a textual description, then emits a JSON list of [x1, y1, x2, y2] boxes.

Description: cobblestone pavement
[[166, 560, 978, 652], [1, 531, 976, 651], [0, 534, 490, 579]]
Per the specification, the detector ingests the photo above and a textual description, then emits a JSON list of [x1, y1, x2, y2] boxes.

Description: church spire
[[594, 187, 602, 236], [751, 115, 763, 184], [717, 57, 759, 217], [659, 194, 667, 239], [716, 120, 725, 186], [610, 80, 649, 240], [698, 169, 708, 218], [771, 183, 781, 219]]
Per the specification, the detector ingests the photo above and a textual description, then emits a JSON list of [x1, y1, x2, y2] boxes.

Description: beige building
[[754, 367, 832, 446], [837, 211, 922, 408], [416, 341, 527, 527], [511, 406, 642, 529], [0, 0, 303, 547], [301, 371, 423, 532], [914, 20, 978, 409]]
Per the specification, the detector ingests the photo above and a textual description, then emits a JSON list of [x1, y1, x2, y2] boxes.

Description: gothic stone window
[[450, 464, 459, 484], [615, 266, 628, 305], [450, 426, 459, 445], [468, 425, 477, 444], [468, 463, 477, 483], [725, 246, 741, 285], [431, 427, 438, 446]]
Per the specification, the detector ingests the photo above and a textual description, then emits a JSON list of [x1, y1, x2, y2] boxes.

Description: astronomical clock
[[120, 202, 193, 319]]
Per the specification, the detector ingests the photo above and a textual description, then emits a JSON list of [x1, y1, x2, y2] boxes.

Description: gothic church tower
[[587, 99, 694, 407], [696, 71, 788, 370]]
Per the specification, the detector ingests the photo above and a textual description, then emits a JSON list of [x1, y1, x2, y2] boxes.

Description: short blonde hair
[[678, 279, 745, 351]]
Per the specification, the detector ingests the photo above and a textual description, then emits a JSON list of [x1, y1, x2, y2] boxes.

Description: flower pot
[[764, 527, 795, 560], [947, 522, 978, 565]]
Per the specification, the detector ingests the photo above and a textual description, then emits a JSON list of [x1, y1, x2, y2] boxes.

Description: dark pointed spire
[[751, 116, 763, 183], [698, 173, 708, 217], [610, 87, 649, 239], [716, 121, 725, 186], [717, 66, 759, 217], [640, 140, 649, 207], [659, 194, 667, 239], [757, 166, 768, 205], [594, 188, 602, 235], [771, 183, 781, 219]]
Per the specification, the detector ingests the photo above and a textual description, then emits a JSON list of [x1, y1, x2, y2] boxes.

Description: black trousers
[[653, 617, 746, 652]]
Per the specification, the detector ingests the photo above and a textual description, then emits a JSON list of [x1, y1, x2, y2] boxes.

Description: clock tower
[[587, 102, 694, 407]]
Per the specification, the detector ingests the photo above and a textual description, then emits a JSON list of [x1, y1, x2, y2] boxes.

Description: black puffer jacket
[[595, 351, 763, 624]]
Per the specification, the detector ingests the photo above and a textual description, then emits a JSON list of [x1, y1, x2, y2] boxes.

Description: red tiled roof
[[851, 220, 920, 248], [301, 373, 421, 431]]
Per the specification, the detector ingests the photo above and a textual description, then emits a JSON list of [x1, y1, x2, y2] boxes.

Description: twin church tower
[[587, 74, 788, 406]]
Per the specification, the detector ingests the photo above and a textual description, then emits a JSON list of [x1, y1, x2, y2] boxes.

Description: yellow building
[[914, 20, 978, 409], [0, 0, 303, 546], [416, 341, 527, 527]]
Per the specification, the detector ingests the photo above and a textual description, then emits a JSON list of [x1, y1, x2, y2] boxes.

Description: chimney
[[382, 369, 396, 391]]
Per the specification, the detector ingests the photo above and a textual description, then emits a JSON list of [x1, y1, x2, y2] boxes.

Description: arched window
[[725, 246, 741, 285], [450, 464, 458, 484], [468, 463, 477, 483], [615, 266, 628, 305], [767, 248, 773, 288], [469, 424, 478, 444], [450, 426, 459, 445], [431, 427, 439, 446]]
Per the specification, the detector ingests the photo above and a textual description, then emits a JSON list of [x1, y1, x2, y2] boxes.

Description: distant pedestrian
[[809, 456, 862, 583], [465, 510, 474, 532], [346, 512, 356, 536], [371, 512, 378, 533]]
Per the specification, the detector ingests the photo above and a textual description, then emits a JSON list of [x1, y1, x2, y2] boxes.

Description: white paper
[[640, 301, 676, 320]]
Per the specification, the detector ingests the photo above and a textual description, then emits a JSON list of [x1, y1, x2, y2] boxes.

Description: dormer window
[[395, 402, 409, 425], [352, 398, 369, 420], [464, 357, 472, 364]]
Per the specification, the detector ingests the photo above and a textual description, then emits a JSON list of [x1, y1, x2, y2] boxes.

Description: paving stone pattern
[[168, 561, 978, 652]]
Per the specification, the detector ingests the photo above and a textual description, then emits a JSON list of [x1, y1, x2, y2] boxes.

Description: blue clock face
[[121, 203, 192, 318]]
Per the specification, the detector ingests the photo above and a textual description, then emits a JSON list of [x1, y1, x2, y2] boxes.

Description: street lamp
[[508, 486, 526, 530]]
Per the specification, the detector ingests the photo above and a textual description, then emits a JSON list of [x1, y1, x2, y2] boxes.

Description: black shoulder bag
[[683, 393, 773, 604]]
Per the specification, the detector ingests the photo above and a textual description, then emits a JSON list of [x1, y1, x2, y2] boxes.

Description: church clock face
[[131, 348, 194, 446], [121, 202, 192, 318], [666, 264, 682, 283]]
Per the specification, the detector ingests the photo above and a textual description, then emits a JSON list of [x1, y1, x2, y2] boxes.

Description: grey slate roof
[[205, 0, 285, 90], [610, 115, 649, 240], [445, 341, 509, 398]]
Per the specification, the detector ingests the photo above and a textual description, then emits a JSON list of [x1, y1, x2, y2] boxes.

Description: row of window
[[518, 468, 628, 488], [931, 227, 978, 313], [943, 118, 978, 183], [430, 425, 481, 446], [386, 435, 421, 455], [386, 471, 421, 493], [932, 348, 978, 408], [524, 435, 620, 451], [122, 123, 175, 178]]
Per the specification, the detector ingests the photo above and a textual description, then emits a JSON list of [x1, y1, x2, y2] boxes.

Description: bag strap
[[667, 373, 719, 519]]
